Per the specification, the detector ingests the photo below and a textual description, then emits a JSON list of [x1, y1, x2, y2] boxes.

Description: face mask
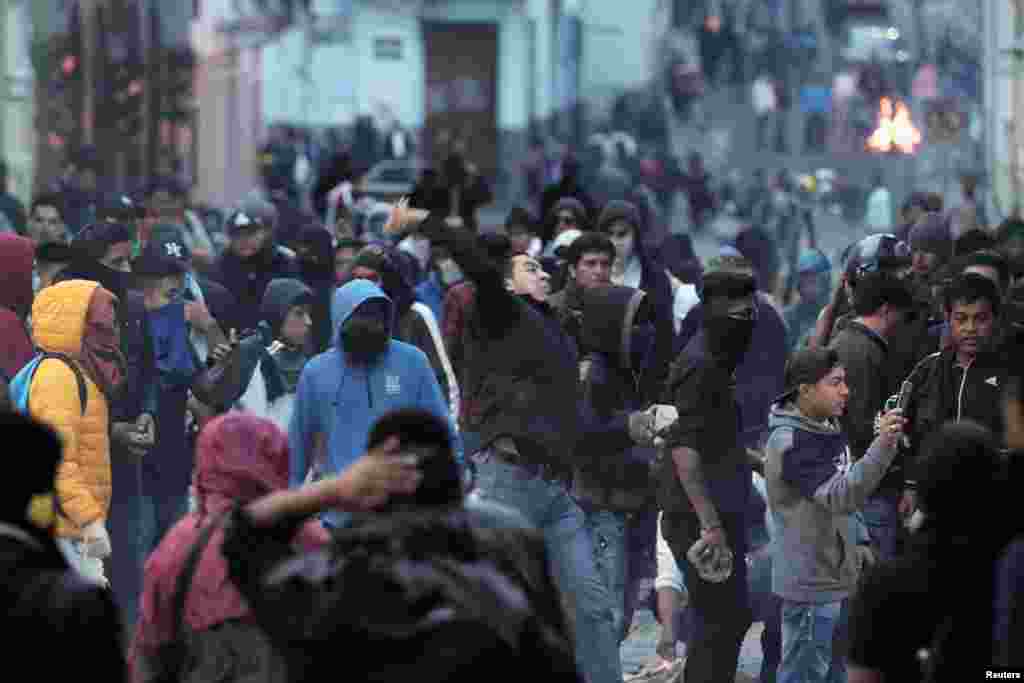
[[438, 258, 464, 287], [611, 233, 634, 263], [705, 314, 756, 368], [628, 322, 657, 371], [148, 301, 199, 388], [340, 316, 390, 365]]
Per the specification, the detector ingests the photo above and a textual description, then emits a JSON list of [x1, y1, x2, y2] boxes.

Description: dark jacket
[[598, 201, 676, 403], [572, 285, 656, 513], [222, 506, 581, 683], [829, 320, 889, 465], [676, 294, 788, 448], [420, 217, 581, 468], [901, 349, 1006, 484], [194, 275, 239, 339], [658, 331, 753, 540], [0, 522, 124, 680], [210, 243, 300, 335]]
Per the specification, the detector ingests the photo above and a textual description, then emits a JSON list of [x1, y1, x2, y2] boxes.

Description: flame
[[866, 97, 921, 154]]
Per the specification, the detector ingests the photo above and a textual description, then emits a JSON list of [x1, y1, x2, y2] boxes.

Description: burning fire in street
[[866, 97, 921, 154]]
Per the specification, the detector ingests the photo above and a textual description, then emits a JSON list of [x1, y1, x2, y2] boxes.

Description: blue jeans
[[778, 600, 847, 683], [859, 489, 901, 563], [583, 509, 627, 641], [108, 455, 144, 632], [473, 455, 622, 683], [748, 545, 782, 683], [140, 467, 189, 558]]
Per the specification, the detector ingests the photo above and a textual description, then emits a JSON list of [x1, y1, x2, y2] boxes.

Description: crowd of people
[[1, 138, 1024, 683]]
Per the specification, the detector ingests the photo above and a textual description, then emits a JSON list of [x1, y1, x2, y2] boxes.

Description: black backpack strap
[[38, 352, 88, 415], [158, 514, 224, 682]]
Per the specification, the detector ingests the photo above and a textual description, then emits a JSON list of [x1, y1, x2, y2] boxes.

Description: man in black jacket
[[828, 270, 915, 562], [209, 201, 299, 335], [899, 274, 1007, 520], [657, 267, 759, 683], [385, 206, 623, 683]]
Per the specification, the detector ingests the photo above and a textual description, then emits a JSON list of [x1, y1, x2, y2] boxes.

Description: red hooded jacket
[[129, 413, 329, 677], [0, 234, 35, 379]]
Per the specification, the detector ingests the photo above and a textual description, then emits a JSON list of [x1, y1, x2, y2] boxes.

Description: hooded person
[[0, 412, 125, 682], [574, 284, 679, 642], [656, 267, 760, 683], [347, 244, 459, 418], [543, 197, 591, 256], [294, 224, 336, 354], [232, 278, 314, 431], [0, 233, 35, 379], [288, 279, 450, 529], [539, 156, 595, 240], [598, 200, 677, 402], [784, 249, 833, 352], [28, 279, 126, 585], [59, 224, 159, 630], [209, 204, 300, 335], [130, 413, 330, 683]]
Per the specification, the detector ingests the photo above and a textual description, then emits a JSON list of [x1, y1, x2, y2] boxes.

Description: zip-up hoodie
[[765, 402, 898, 604], [288, 280, 448, 524]]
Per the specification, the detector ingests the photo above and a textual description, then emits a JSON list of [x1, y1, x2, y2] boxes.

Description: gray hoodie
[[765, 402, 898, 603]]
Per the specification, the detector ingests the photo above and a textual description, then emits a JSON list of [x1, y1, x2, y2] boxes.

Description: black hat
[[775, 348, 841, 405], [698, 268, 756, 302], [148, 224, 192, 266], [133, 242, 187, 279]]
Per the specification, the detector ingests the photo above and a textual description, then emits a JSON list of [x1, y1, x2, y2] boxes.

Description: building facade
[[0, 0, 37, 204]]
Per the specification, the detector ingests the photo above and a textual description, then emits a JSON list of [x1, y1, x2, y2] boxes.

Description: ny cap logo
[[164, 242, 183, 259], [986, 376, 998, 387]]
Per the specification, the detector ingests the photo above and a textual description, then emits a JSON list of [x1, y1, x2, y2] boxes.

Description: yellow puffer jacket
[[29, 280, 111, 539]]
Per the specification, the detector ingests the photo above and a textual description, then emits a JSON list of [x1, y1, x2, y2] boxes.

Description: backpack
[[8, 352, 88, 416]]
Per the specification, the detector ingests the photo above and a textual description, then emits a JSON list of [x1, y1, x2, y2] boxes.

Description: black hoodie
[[573, 285, 657, 512]]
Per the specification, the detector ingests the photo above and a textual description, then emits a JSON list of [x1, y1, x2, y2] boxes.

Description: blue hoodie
[[288, 280, 450, 523]]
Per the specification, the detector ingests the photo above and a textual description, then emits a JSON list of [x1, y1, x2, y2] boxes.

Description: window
[[374, 37, 403, 60]]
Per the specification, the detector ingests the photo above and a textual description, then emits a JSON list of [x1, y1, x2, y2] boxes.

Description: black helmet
[[844, 234, 911, 282]]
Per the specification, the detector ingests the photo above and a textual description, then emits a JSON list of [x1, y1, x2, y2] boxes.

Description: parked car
[[355, 158, 429, 204]]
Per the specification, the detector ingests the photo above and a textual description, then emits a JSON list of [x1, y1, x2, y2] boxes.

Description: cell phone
[[896, 380, 913, 411]]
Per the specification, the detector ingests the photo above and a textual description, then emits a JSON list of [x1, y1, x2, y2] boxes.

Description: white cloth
[[612, 256, 643, 289], [655, 511, 685, 593], [411, 302, 461, 424], [57, 537, 109, 588], [235, 358, 297, 433], [669, 275, 700, 335], [752, 77, 777, 115]]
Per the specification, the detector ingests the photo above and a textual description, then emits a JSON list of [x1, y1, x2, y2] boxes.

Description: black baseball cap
[[775, 348, 842, 405], [132, 242, 187, 279]]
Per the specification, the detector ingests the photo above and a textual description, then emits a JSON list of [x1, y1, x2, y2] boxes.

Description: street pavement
[[619, 606, 764, 683]]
